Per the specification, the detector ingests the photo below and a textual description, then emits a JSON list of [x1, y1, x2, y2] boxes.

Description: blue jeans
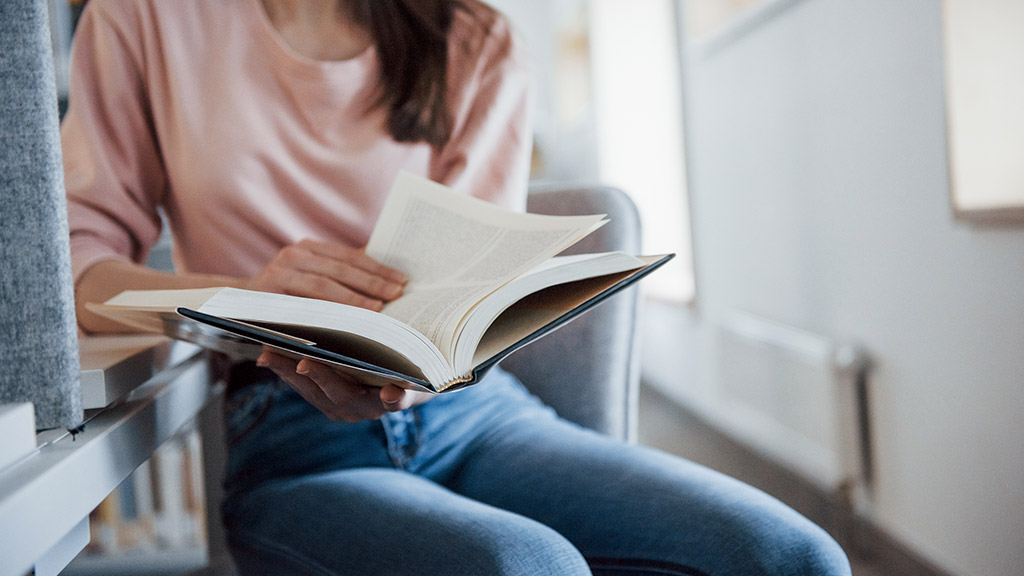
[[221, 366, 851, 576]]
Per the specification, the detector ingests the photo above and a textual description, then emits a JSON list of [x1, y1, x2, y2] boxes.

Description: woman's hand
[[257, 350, 433, 422], [245, 239, 407, 311], [247, 240, 429, 420]]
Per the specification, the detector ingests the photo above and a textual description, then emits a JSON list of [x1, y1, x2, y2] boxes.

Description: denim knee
[[227, 516, 592, 576], [453, 518, 591, 576], [786, 525, 851, 576], [742, 520, 852, 576]]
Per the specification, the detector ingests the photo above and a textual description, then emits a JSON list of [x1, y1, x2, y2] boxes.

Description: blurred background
[[47, 1, 1024, 575]]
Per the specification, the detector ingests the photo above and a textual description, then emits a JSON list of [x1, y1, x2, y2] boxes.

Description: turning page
[[366, 172, 607, 362]]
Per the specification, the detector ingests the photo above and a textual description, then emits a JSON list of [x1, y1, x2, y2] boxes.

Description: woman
[[63, 0, 852, 574]]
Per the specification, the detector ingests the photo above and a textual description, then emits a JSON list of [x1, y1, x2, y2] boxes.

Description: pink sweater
[[62, 0, 532, 283]]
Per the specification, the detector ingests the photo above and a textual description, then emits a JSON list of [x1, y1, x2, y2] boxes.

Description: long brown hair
[[346, 0, 477, 147]]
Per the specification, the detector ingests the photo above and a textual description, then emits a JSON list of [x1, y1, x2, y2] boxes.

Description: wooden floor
[[636, 384, 945, 576]]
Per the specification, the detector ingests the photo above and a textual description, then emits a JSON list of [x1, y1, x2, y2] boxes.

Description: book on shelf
[[90, 172, 673, 393], [79, 335, 171, 409]]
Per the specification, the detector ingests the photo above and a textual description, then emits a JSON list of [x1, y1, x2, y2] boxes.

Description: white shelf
[[79, 335, 172, 409], [0, 344, 211, 576], [0, 403, 35, 472]]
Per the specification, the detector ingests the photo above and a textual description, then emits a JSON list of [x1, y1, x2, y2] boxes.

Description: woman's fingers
[[291, 240, 406, 302], [266, 269, 388, 311], [247, 239, 407, 310], [256, 351, 434, 422], [276, 241, 405, 301], [294, 359, 385, 421], [301, 240, 407, 285], [257, 352, 339, 417], [258, 351, 386, 423], [379, 384, 432, 412], [379, 384, 406, 407]]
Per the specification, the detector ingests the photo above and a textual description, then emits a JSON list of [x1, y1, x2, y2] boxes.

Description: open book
[[92, 172, 673, 393]]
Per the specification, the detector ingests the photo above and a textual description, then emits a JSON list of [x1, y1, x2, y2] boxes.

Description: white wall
[[662, 0, 1024, 574]]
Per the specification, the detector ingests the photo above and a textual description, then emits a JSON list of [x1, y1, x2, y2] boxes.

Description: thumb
[[379, 384, 408, 409]]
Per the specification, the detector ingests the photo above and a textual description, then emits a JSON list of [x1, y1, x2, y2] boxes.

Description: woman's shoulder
[[78, 0, 173, 27], [78, 0, 238, 41], [77, 0, 250, 69], [75, 0, 139, 35], [450, 0, 520, 69]]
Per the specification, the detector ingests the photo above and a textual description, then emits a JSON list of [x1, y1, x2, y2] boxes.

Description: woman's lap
[[221, 367, 850, 576], [226, 468, 590, 576], [446, 409, 849, 576]]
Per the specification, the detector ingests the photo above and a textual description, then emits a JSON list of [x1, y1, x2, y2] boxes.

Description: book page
[[365, 172, 607, 362], [450, 252, 645, 374], [468, 258, 664, 369], [94, 287, 457, 386]]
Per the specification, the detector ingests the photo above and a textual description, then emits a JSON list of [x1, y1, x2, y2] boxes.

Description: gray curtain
[[0, 0, 82, 429]]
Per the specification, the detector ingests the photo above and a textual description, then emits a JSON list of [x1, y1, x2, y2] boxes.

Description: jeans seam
[[224, 391, 276, 448], [381, 411, 416, 469]]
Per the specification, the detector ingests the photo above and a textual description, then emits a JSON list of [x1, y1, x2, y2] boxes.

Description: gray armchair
[[502, 184, 643, 443], [198, 184, 645, 574]]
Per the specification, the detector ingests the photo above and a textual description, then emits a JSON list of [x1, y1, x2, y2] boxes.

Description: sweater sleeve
[[431, 12, 533, 212], [61, 1, 168, 286]]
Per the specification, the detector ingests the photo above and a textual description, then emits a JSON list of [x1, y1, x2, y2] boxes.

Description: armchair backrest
[[500, 184, 642, 442]]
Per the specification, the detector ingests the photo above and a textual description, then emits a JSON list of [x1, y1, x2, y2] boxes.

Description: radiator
[[714, 311, 871, 497]]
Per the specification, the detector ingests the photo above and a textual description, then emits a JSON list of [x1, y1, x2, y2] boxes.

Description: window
[[492, 0, 696, 302], [942, 0, 1024, 220]]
